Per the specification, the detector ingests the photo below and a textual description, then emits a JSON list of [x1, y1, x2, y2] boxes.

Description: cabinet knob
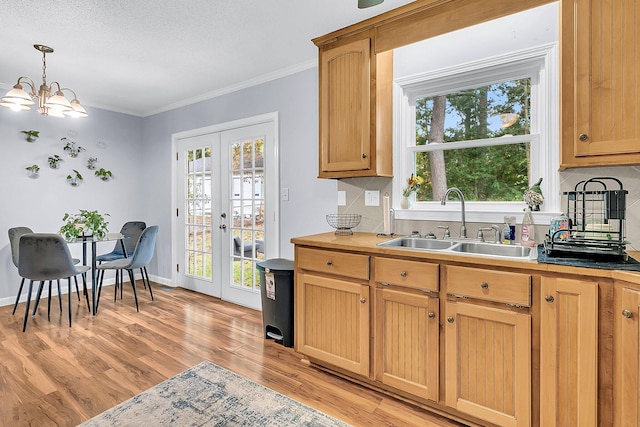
[[428, 312, 436, 319], [480, 282, 489, 290], [360, 297, 366, 304], [400, 271, 407, 278], [622, 309, 633, 319], [362, 153, 367, 159], [447, 316, 454, 324], [326, 260, 333, 266], [545, 295, 555, 303], [579, 133, 589, 142]]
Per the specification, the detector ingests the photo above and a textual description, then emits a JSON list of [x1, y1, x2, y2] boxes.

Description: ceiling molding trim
[[142, 58, 318, 117]]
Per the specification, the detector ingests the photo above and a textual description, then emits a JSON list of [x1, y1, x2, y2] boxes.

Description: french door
[[173, 116, 278, 310]]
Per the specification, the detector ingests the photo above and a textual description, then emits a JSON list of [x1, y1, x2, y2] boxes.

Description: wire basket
[[326, 214, 361, 235]]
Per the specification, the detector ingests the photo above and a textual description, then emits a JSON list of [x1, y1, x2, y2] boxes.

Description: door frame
[[171, 112, 280, 298]]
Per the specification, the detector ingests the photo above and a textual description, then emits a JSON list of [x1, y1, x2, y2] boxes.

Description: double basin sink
[[377, 236, 536, 261]]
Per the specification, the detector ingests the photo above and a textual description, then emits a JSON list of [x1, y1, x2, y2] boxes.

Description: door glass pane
[[229, 136, 265, 292], [185, 146, 212, 279]]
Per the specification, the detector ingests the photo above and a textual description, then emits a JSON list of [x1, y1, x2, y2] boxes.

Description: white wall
[[140, 67, 335, 281], [0, 67, 337, 304], [0, 107, 144, 302]]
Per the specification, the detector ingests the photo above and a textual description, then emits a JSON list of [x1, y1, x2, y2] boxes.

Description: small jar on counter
[[549, 214, 569, 241]]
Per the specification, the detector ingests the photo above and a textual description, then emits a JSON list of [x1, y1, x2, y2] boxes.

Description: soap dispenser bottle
[[521, 207, 536, 247]]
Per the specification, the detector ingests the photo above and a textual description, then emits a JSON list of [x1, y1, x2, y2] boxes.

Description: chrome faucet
[[441, 187, 467, 238]]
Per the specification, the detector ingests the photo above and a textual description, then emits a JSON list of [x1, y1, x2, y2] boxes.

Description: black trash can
[[257, 258, 294, 348]]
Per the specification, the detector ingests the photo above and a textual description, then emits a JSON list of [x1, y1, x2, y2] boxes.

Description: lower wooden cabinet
[[615, 283, 640, 426], [540, 277, 598, 426], [295, 272, 370, 376], [445, 300, 531, 427], [375, 286, 439, 401]]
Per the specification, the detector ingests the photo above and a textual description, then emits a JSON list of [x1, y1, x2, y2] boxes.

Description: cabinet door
[[540, 277, 598, 426], [319, 37, 371, 174], [375, 287, 439, 401], [615, 285, 640, 426], [445, 301, 531, 427], [296, 272, 370, 376], [562, 0, 640, 164]]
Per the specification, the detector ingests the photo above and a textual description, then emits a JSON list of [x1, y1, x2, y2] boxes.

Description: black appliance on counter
[[543, 177, 628, 261]]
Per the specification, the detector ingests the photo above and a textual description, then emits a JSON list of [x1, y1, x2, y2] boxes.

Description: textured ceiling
[[0, 0, 415, 117]]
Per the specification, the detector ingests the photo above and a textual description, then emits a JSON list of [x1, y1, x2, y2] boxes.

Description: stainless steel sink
[[378, 236, 536, 260], [377, 237, 456, 250], [448, 241, 534, 259]]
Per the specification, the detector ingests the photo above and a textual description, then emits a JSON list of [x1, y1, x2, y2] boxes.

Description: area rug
[[78, 360, 350, 427]]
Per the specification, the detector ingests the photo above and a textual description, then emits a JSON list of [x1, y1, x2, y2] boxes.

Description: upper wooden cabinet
[[561, 0, 640, 168], [316, 34, 393, 178]]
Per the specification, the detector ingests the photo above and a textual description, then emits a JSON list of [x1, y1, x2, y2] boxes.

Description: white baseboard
[[1, 273, 173, 307]]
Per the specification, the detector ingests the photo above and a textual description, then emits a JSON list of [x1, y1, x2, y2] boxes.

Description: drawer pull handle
[[545, 295, 555, 303], [622, 309, 633, 319], [428, 312, 436, 319], [360, 297, 366, 304], [447, 316, 454, 324], [480, 282, 489, 290], [400, 271, 407, 278], [326, 260, 333, 266]]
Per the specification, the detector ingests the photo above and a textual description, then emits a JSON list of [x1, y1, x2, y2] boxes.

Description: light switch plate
[[337, 191, 346, 206], [364, 190, 380, 206]]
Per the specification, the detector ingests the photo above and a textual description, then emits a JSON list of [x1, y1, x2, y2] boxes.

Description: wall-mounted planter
[[66, 169, 83, 186], [62, 137, 84, 158], [26, 164, 40, 178], [21, 130, 39, 142], [87, 157, 97, 170], [48, 155, 62, 169], [94, 168, 112, 181]]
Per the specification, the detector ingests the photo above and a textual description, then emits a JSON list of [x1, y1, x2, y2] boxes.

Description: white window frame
[[393, 43, 560, 225]]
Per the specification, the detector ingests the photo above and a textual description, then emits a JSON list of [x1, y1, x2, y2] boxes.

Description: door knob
[[219, 224, 227, 230]]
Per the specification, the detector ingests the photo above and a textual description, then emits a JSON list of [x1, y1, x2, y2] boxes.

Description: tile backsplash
[[338, 165, 640, 250]]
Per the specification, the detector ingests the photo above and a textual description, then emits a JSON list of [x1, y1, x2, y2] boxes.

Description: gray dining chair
[[8, 227, 33, 315], [18, 233, 91, 332], [96, 226, 158, 312], [9, 227, 86, 317], [96, 221, 147, 290]]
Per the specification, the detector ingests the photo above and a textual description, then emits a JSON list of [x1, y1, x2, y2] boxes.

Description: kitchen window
[[394, 43, 559, 224]]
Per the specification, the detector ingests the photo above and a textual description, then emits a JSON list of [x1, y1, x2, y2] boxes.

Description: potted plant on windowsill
[[67, 169, 83, 186], [94, 168, 112, 181], [59, 210, 110, 240]]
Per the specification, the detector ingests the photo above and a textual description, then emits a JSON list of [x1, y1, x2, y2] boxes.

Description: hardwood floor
[[0, 283, 464, 426]]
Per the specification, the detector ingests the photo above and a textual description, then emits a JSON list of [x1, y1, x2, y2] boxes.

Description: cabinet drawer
[[446, 265, 531, 306], [296, 247, 369, 280], [375, 257, 438, 291]]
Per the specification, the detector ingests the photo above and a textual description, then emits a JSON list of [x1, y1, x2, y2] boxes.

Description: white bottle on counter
[[521, 207, 536, 247]]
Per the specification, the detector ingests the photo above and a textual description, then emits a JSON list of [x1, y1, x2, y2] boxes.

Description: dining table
[[68, 233, 126, 316]]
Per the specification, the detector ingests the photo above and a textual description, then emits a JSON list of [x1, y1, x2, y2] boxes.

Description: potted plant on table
[[59, 210, 110, 240]]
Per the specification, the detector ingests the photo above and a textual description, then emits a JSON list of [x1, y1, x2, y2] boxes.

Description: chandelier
[[0, 44, 88, 118]]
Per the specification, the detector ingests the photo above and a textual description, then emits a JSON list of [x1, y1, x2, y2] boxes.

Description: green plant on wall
[[87, 157, 98, 170], [94, 168, 112, 181], [66, 169, 83, 186], [25, 164, 40, 177], [21, 130, 39, 142], [59, 210, 110, 240], [48, 155, 62, 169], [62, 137, 84, 157]]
